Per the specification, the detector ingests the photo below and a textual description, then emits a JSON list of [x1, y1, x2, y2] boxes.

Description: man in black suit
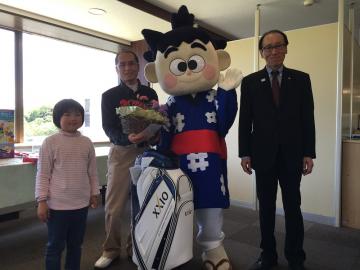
[[238, 29, 316, 270]]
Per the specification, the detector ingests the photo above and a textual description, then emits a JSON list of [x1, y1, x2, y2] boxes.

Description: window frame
[[0, 10, 129, 144]]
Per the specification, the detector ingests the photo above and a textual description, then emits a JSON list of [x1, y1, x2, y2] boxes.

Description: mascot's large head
[[142, 5, 231, 96]]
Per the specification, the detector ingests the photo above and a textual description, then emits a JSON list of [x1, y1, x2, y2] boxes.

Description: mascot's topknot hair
[[171, 5, 194, 29], [142, 5, 226, 62]]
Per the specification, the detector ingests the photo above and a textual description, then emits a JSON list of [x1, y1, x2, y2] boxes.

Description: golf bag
[[130, 150, 194, 270]]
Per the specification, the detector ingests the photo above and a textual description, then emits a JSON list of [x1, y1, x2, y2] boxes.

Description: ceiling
[[0, 0, 358, 43]]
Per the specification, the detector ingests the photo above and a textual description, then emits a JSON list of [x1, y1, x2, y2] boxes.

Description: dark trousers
[[45, 207, 88, 270], [255, 154, 305, 264]]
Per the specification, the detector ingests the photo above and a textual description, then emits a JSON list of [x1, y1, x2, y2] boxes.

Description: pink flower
[[157, 104, 168, 117], [120, 99, 129, 106], [118, 97, 166, 113], [151, 100, 159, 109]]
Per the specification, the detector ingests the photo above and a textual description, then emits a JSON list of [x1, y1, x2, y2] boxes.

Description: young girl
[[35, 99, 100, 270]]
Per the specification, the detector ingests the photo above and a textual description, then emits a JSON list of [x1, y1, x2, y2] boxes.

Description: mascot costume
[[141, 5, 242, 270]]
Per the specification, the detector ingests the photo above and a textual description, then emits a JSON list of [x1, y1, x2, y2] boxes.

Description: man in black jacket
[[95, 50, 158, 269], [238, 30, 316, 270]]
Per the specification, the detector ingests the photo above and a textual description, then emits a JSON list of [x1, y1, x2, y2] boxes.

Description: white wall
[[225, 38, 256, 208]]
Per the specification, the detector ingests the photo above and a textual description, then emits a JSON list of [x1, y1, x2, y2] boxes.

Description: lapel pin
[[288, 77, 291, 80], [261, 78, 266, 82]]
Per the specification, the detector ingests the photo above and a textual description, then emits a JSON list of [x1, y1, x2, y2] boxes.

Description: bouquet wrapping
[[116, 96, 168, 135]]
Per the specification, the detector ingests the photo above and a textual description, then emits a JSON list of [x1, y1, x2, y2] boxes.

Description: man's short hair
[[52, 99, 84, 129], [115, 50, 139, 65], [258, 29, 289, 50]]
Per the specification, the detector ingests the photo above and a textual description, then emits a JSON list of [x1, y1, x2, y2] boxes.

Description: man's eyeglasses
[[261, 44, 287, 53], [117, 61, 138, 68]]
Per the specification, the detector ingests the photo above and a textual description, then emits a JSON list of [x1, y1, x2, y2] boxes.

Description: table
[[0, 147, 109, 215]]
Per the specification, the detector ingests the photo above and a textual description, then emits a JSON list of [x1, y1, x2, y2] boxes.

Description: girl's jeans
[[45, 207, 88, 270]]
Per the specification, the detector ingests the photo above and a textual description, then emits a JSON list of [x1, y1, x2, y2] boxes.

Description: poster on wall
[[0, 110, 15, 158]]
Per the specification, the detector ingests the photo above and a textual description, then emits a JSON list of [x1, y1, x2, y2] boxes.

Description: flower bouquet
[[116, 95, 168, 135]]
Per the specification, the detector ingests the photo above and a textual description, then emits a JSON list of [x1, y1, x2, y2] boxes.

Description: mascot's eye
[[188, 55, 205, 73], [170, 58, 187, 75]]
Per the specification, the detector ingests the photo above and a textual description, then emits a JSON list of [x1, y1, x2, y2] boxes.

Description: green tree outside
[[24, 106, 57, 137]]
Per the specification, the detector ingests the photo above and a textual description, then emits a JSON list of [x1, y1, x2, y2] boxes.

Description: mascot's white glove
[[218, 68, 243, 91]]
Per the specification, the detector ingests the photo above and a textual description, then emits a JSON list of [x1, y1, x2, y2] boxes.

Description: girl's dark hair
[[52, 99, 84, 129], [258, 29, 289, 50]]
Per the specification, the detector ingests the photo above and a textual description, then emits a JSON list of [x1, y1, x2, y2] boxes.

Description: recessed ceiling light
[[88, 8, 106, 15]]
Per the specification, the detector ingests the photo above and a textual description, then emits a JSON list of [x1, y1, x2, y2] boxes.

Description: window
[[0, 28, 15, 110], [22, 33, 117, 144]]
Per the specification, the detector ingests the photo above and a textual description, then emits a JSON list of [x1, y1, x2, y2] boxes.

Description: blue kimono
[[159, 88, 237, 209]]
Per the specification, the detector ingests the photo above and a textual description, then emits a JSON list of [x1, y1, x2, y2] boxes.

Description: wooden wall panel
[[131, 39, 150, 86]]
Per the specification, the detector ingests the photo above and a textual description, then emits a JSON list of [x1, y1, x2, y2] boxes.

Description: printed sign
[[0, 110, 15, 158]]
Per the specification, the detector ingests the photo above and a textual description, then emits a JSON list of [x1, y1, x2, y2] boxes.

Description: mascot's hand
[[218, 68, 243, 91]]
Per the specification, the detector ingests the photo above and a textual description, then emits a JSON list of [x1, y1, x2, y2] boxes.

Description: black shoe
[[249, 257, 278, 270], [288, 261, 305, 270]]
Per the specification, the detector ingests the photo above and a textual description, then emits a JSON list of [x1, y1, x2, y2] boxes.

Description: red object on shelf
[[13, 151, 38, 164], [22, 155, 38, 164]]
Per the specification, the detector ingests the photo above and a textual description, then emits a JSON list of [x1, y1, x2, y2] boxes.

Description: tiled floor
[[0, 204, 359, 270]]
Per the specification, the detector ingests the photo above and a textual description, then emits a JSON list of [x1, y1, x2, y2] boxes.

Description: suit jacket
[[238, 66, 316, 171]]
